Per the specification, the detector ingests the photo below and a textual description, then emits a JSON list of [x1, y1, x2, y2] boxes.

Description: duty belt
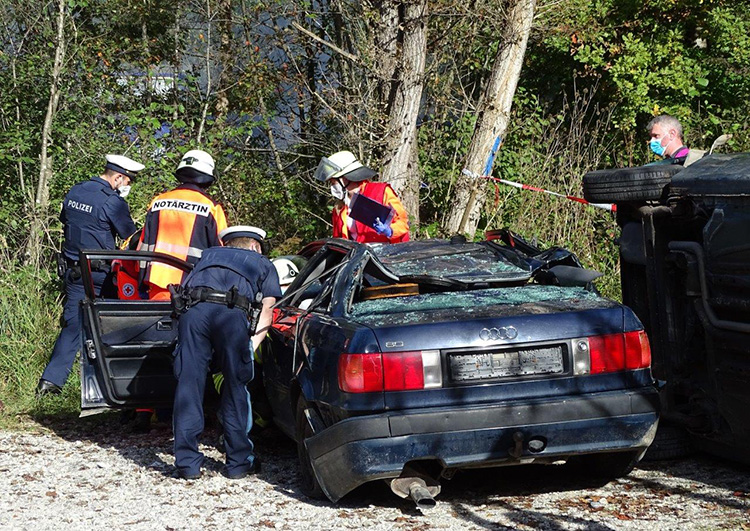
[[57, 254, 108, 279], [169, 285, 254, 313], [187, 286, 250, 312], [169, 284, 265, 336]]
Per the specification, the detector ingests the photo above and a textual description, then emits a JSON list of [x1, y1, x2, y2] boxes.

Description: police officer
[[172, 226, 280, 480], [37, 154, 143, 396]]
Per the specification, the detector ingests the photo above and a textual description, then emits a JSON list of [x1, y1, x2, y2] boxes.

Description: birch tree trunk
[[371, 0, 398, 110], [196, 0, 214, 144], [215, 0, 232, 122], [379, 0, 427, 230], [27, 0, 66, 266], [442, 0, 535, 239]]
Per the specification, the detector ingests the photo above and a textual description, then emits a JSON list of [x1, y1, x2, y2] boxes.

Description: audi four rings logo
[[480, 326, 518, 341]]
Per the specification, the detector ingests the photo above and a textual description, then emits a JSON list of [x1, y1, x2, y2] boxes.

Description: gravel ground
[[0, 415, 748, 530]]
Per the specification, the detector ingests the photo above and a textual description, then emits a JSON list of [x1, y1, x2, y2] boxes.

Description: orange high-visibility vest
[[139, 184, 227, 295]]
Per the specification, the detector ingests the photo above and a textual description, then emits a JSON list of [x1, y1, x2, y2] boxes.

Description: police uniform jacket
[[183, 246, 282, 302], [61, 176, 136, 261]]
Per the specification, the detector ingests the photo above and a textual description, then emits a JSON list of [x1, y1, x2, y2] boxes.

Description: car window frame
[[280, 243, 352, 314], [79, 249, 192, 301]]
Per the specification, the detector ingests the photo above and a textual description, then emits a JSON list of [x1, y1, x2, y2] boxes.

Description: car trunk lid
[[348, 285, 645, 410]]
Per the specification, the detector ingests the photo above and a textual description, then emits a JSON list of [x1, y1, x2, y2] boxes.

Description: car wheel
[[642, 425, 695, 461], [583, 165, 683, 203], [569, 450, 641, 479], [295, 396, 326, 500]]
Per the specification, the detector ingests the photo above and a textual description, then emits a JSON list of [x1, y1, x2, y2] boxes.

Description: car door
[[264, 244, 352, 436], [78, 250, 191, 410]]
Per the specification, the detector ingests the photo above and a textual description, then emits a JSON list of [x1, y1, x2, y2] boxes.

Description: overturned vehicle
[[584, 152, 750, 463], [77, 235, 658, 506]]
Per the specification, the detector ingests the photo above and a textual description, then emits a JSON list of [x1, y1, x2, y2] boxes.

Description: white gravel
[[0, 416, 748, 530]]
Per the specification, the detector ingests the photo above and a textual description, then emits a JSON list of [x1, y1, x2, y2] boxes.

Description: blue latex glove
[[373, 217, 393, 238]]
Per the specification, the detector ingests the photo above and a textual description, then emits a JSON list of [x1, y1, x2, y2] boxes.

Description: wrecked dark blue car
[[77, 235, 658, 506], [263, 236, 659, 504]]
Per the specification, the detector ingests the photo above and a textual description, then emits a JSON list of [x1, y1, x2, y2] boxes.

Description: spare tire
[[583, 165, 683, 203]]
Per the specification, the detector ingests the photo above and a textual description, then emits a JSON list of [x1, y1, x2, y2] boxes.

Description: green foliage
[[417, 113, 477, 234], [532, 0, 750, 156], [3, 0, 750, 418]]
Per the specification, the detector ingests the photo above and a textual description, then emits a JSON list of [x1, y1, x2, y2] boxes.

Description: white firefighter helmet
[[176, 149, 215, 178], [314, 150, 376, 182], [272, 257, 299, 291]]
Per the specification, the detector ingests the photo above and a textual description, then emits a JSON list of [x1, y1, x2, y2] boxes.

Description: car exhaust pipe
[[390, 476, 440, 512], [408, 481, 437, 511]]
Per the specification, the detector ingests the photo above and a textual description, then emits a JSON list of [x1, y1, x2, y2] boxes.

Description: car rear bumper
[[305, 388, 659, 502]]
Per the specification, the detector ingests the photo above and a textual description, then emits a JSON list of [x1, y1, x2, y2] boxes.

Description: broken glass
[[351, 285, 604, 326], [371, 240, 531, 284]]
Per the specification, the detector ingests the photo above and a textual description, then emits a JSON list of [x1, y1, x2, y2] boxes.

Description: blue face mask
[[650, 138, 666, 157]]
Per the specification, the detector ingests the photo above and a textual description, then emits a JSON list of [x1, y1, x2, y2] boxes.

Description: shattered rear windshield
[[351, 285, 599, 319], [371, 240, 530, 283]]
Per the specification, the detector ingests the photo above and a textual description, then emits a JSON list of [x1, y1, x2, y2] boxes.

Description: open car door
[[78, 250, 191, 411]]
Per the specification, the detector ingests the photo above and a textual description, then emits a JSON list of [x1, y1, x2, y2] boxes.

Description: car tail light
[[338, 350, 443, 393], [338, 353, 383, 393], [588, 330, 651, 374], [383, 351, 423, 390]]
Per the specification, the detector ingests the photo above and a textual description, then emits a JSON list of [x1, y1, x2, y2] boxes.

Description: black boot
[[36, 379, 62, 397]]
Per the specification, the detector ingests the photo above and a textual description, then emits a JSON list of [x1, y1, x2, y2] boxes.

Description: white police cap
[[105, 154, 145, 180], [219, 225, 267, 244]]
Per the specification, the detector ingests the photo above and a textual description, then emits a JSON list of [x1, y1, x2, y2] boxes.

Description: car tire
[[569, 450, 641, 479], [583, 166, 683, 203], [295, 396, 326, 500], [642, 425, 695, 461]]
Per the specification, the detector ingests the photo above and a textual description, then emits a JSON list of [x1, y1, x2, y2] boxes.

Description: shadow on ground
[[28, 412, 750, 525]]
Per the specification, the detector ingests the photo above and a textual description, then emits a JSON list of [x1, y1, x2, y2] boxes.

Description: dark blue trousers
[[42, 269, 106, 388], [173, 303, 256, 477]]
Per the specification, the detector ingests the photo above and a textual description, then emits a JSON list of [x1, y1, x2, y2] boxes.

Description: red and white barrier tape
[[462, 169, 616, 213]]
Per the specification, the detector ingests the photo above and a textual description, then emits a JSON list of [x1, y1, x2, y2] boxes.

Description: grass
[[0, 265, 82, 427]]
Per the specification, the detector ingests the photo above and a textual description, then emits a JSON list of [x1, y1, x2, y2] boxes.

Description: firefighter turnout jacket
[[332, 181, 410, 243], [139, 184, 227, 296]]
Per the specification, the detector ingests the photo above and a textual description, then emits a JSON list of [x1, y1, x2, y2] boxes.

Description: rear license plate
[[450, 346, 564, 382]]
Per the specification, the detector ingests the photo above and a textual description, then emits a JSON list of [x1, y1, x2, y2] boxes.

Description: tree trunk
[[215, 0, 232, 122], [442, 0, 535, 239], [371, 0, 398, 111], [197, 0, 214, 144], [27, 0, 66, 267], [10, 44, 25, 196], [379, 0, 427, 230], [172, 4, 182, 122], [142, 18, 152, 109]]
